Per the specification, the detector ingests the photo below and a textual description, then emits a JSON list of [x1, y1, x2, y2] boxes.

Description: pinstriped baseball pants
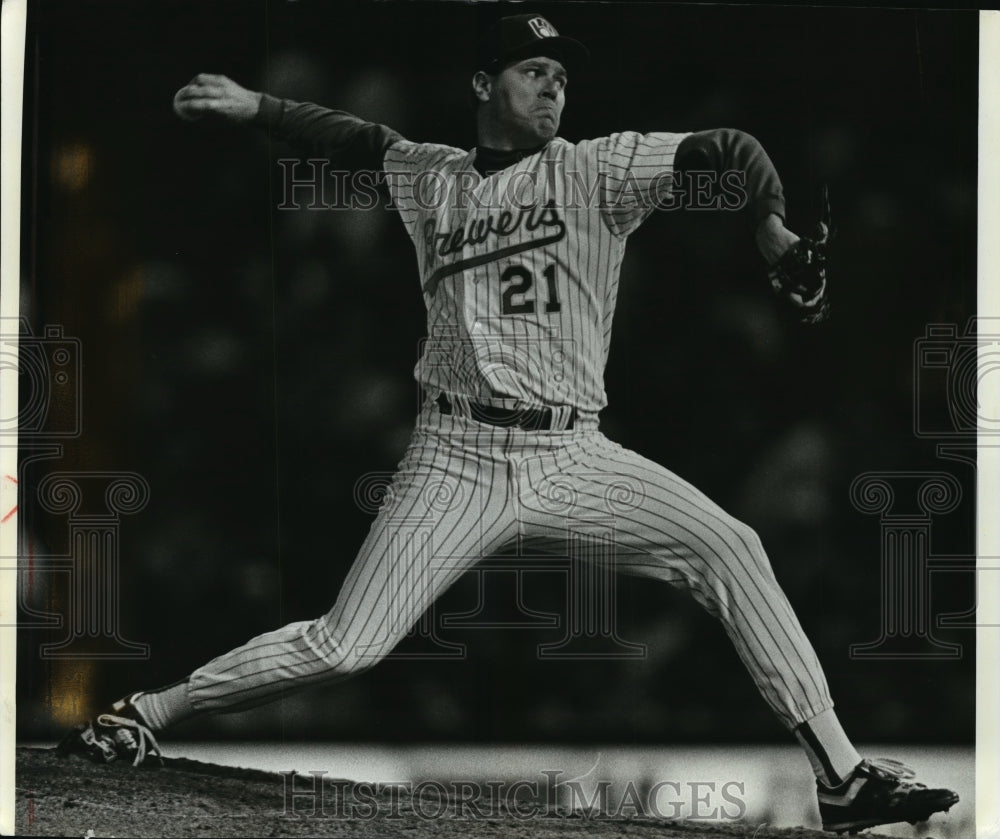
[[187, 400, 834, 729]]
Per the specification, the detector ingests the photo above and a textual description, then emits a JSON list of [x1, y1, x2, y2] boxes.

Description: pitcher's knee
[[716, 521, 778, 582], [739, 522, 768, 558], [330, 649, 382, 677], [303, 618, 390, 678], [739, 522, 774, 578]]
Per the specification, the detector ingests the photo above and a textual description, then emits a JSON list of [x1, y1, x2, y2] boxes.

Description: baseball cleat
[[817, 758, 958, 834], [57, 692, 163, 767]]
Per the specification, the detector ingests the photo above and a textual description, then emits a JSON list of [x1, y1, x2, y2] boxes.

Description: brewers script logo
[[528, 17, 557, 38], [422, 200, 566, 298]]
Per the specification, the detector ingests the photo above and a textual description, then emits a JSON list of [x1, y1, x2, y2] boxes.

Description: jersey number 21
[[500, 264, 561, 315]]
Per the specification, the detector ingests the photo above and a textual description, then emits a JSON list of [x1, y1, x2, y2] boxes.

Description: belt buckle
[[435, 392, 452, 416], [519, 406, 549, 431], [468, 401, 499, 426]]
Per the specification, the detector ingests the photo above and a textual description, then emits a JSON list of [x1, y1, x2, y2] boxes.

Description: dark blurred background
[[15, 0, 977, 746]]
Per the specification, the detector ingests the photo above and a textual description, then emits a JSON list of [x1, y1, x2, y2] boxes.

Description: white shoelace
[[97, 713, 163, 767], [867, 758, 925, 790]]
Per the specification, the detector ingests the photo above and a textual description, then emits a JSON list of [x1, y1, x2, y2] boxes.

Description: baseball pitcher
[[60, 15, 956, 835]]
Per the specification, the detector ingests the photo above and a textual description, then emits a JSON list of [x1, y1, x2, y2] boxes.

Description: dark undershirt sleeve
[[251, 93, 404, 172], [674, 129, 786, 227]]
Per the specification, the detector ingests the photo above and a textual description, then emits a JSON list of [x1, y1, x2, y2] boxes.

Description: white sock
[[795, 708, 862, 787], [133, 679, 196, 732]]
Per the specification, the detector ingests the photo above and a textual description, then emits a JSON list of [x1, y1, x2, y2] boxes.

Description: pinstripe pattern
[[516, 433, 833, 727], [186, 130, 835, 732], [188, 413, 517, 711], [189, 407, 832, 728], [383, 131, 688, 413]]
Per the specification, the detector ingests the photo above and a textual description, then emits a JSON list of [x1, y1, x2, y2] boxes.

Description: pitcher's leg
[[520, 432, 859, 785], [176, 430, 514, 718]]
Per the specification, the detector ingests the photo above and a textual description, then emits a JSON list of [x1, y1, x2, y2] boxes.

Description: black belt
[[436, 393, 576, 431]]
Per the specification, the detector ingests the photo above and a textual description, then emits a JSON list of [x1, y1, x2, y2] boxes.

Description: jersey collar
[[472, 142, 549, 177]]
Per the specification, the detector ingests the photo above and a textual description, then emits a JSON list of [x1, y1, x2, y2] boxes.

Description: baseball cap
[[475, 15, 590, 76]]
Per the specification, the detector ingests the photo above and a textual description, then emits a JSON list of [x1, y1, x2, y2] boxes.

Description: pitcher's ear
[[472, 71, 493, 103]]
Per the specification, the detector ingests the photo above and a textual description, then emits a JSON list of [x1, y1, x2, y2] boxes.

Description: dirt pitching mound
[[15, 747, 890, 839]]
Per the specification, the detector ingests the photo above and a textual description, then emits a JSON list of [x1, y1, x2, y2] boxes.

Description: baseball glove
[[768, 186, 832, 324]]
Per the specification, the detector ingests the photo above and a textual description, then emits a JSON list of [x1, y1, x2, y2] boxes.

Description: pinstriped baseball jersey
[[383, 132, 689, 411], [81, 19, 898, 799], [179, 125, 839, 732], [170, 78, 842, 750]]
